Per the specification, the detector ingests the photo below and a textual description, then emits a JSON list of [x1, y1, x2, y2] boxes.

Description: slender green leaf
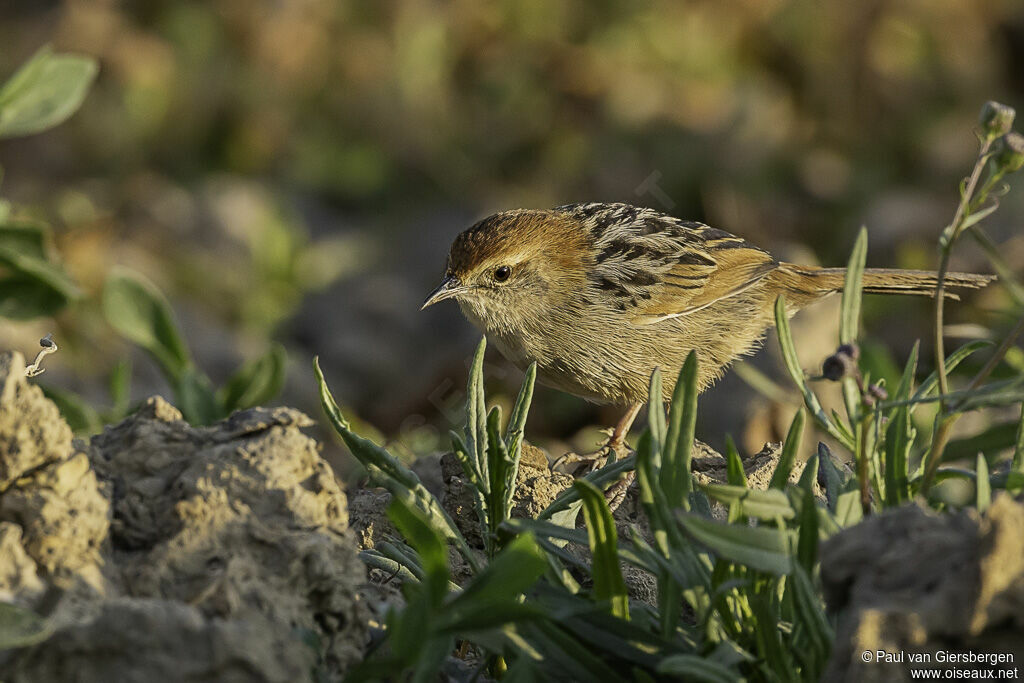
[[700, 483, 795, 520], [770, 407, 805, 489], [466, 337, 489, 488], [0, 46, 98, 138], [358, 550, 421, 586], [575, 480, 630, 620], [0, 602, 52, 650], [538, 455, 635, 520], [175, 368, 223, 426], [663, 351, 698, 509], [678, 513, 793, 575], [775, 296, 855, 450], [817, 443, 846, 511], [648, 367, 666, 452], [1013, 403, 1024, 475], [656, 655, 738, 682], [724, 435, 747, 487], [314, 358, 480, 572], [504, 362, 536, 509], [789, 564, 832, 668], [796, 486, 818, 573], [976, 454, 991, 513], [108, 359, 132, 419], [912, 340, 993, 401], [443, 534, 547, 624], [840, 228, 867, 346], [797, 451, 819, 494]]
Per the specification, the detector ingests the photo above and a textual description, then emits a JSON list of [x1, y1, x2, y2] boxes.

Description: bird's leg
[[552, 402, 643, 476]]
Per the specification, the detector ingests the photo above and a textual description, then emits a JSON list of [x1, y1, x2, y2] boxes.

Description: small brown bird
[[422, 202, 992, 457]]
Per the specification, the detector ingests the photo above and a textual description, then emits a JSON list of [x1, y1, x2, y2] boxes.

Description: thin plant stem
[[934, 141, 994, 405]]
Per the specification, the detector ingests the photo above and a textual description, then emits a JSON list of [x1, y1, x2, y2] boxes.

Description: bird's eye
[[493, 265, 512, 282]]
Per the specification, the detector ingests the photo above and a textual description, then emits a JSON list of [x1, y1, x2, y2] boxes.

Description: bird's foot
[[552, 429, 635, 511], [551, 428, 631, 476]]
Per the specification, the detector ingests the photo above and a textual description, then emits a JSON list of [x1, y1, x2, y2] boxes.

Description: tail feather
[[772, 264, 994, 304]]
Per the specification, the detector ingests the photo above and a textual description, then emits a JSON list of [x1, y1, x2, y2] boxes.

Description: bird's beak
[[421, 275, 464, 310]]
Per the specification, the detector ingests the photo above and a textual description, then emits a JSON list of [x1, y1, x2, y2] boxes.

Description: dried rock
[[821, 495, 1024, 681]]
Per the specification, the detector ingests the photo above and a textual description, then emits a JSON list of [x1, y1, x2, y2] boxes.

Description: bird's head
[[422, 209, 588, 331]]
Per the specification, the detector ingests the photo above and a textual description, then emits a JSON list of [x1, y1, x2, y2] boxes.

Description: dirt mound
[[0, 351, 366, 682], [821, 496, 1024, 681]]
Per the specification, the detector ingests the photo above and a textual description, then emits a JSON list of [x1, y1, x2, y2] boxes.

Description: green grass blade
[[662, 351, 698, 510], [770, 407, 805, 489], [976, 453, 991, 513], [775, 296, 855, 450], [575, 480, 630, 620]]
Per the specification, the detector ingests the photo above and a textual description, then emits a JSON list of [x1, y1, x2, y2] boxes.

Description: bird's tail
[[770, 264, 994, 308]]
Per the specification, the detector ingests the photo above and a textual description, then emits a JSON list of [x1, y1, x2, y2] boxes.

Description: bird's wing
[[557, 203, 778, 324]]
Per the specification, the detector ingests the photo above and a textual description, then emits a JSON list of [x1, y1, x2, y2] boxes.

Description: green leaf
[[912, 340, 993, 401], [0, 274, 68, 319], [441, 534, 547, 632], [789, 564, 832, 669], [0, 602, 52, 650], [648, 367, 666, 453], [503, 362, 536, 511], [1013, 403, 1024, 478], [175, 368, 223, 426], [218, 343, 287, 411], [0, 46, 98, 138], [0, 244, 80, 298], [750, 594, 798, 681], [538, 455, 635, 521], [699, 483, 795, 521], [466, 337, 489, 488], [976, 454, 991, 513], [103, 268, 191, 381], [797, 450, 819, 494], [314, 357, 480, 573], [0, 222, 47, 259], [657, 654, 738, 682], [724, 435, 747, 487], [387, 500, 448, 586], [575, 479, 630, 620], [796, 485, 818, 573], [662, 351, 698, 509], [840, 227, 867, 346], [108, 359, 132, 419], [485, 405, 510, 552], [817, 442, 846, 512], [775, 296, 855, 451], [678, 513, 793, 575], [770, 407, 805, 490]]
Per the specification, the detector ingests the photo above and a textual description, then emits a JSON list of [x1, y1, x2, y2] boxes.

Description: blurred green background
[[2, 0, 1023, 471]]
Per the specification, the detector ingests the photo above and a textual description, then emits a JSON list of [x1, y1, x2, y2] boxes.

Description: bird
[[422, 202, 993, 465]]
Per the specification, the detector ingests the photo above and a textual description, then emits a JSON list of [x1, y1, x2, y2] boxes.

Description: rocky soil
[[0, 351, 366, 682]]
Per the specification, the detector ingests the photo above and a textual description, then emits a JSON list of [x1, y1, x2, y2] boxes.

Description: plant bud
[[992, 132, 1024, 175], [822, 343, 859, 381], [979, 101, 1015, 139]]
